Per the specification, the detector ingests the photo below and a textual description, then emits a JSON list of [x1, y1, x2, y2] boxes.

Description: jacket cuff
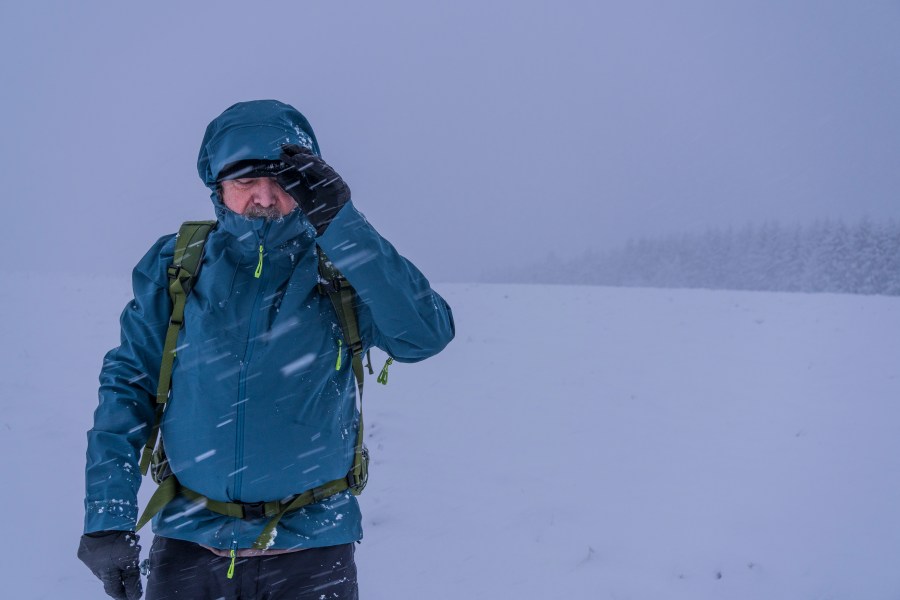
[[84, 499, 138, 534]]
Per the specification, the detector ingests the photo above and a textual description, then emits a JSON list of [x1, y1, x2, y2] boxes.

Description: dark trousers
[[146, 536, 358, 600]]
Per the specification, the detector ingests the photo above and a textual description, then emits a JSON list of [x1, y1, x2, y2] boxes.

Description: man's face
[[220, 177, 297, 220]]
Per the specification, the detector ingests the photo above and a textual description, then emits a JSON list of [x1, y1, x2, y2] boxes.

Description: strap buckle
[[348, 339, 364, 357], [317, 277, 342, 295], [241, 501, 268, 520], [346, 446, 369, 495]]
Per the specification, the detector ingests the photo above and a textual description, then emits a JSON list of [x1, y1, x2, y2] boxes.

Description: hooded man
[[77, 100, 455, 600]]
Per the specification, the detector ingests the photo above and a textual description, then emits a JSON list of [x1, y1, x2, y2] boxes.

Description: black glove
[[277, 144, 350, 235], [78, 531, 143, 600]]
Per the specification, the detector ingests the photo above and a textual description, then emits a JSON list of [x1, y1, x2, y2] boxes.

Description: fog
[[1, 0, 899, 282]]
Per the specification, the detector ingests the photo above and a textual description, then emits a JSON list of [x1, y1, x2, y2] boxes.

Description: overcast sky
[[2, 1, 899, 282]]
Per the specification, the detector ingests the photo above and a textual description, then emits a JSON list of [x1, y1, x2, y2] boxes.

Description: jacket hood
[[197, 99, 322, 189]]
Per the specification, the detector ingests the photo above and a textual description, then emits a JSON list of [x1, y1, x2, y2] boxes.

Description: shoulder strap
[[316, 247, 372, 392], [139, 220, 216, 475], [316, 246, 373, 492]]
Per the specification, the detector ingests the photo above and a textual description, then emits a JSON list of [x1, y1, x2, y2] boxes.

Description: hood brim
[[197, 100, 321, 189]]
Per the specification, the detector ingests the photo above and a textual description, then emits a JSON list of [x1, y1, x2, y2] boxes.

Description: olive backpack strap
[[138, 220, 217, 476], [316, 246, 374, 494]]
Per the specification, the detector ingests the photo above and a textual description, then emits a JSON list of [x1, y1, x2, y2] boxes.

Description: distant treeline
[[498, 219, 900, 296]]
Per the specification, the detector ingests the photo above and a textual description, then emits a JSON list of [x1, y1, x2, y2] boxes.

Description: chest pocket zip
[[254, 243, 264, 278]]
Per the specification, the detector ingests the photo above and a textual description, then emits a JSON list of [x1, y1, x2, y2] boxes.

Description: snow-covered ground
[[2, 273, 899, 599]]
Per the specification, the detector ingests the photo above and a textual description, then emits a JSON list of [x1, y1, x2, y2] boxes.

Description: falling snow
[[281, 353, 317, 376]]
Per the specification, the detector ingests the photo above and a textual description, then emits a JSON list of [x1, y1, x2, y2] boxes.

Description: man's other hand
[[78, 530, 143, 600]]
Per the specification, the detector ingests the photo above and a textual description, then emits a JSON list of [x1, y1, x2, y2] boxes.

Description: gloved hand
[[277, 143, 350, 235], [78, 530, 143, 600]]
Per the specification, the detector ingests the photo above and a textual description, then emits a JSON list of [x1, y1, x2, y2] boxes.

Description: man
[[77, 100, 455, 599]]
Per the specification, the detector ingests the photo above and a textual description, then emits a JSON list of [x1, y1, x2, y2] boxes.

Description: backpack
[[134, 220, 391, 551]]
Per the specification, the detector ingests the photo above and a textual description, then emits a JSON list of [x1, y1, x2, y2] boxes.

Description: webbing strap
[[349, 352, 366, 489], [135, 475, 178, 531], [158, 220, 217, 405], [140, 221, 216, 476], [317, 248, 369, 492], [328, 282, 367, 490], [251, 478, 349, 549], [134, 476, 351, 549]]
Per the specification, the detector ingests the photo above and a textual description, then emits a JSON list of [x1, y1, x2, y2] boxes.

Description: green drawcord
[[336, 339, 343, 370], [227, 543, 237, 579], [254, 244, 264, 278], [377, 357, 394, 385]]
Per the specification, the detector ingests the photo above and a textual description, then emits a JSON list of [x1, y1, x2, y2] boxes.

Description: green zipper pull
[[254, 244, 264, 278], [377, 357, 394, 385], [336, 339, 343, 370], [227, 542, 237, 579]]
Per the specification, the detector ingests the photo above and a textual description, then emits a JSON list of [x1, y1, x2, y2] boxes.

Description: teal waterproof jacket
[[83, 100, 455, 551]]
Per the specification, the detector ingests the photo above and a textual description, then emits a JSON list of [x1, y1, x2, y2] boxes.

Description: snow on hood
[[196, 99, 321, 190]]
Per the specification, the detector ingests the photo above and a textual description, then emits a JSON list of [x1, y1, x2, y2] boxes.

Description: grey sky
[[2, 1, 899, 281]]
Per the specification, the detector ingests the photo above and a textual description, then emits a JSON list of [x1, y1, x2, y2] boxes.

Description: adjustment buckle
[[317, 277, 342, 295], [347, 446, 370, 496], [241, 501, 267, 520]]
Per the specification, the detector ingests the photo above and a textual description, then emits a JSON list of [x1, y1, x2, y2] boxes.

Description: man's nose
[[251, 179, 280, 206]]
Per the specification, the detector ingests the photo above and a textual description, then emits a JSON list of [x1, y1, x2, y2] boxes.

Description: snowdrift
[[2, 275, 899, 599]]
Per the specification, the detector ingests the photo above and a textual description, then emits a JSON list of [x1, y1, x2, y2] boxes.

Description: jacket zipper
[[234, 224, 270, 503]]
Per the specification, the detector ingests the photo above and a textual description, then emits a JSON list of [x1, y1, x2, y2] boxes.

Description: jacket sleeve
[[83, 235, 175, 533], [317, 201, 455, 362]]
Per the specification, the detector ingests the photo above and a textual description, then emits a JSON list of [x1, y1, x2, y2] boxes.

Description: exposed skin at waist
[[200, 543, 306, 558]]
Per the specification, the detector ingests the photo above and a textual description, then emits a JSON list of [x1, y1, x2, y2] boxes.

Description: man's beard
[[243, 205, 284, 221]]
